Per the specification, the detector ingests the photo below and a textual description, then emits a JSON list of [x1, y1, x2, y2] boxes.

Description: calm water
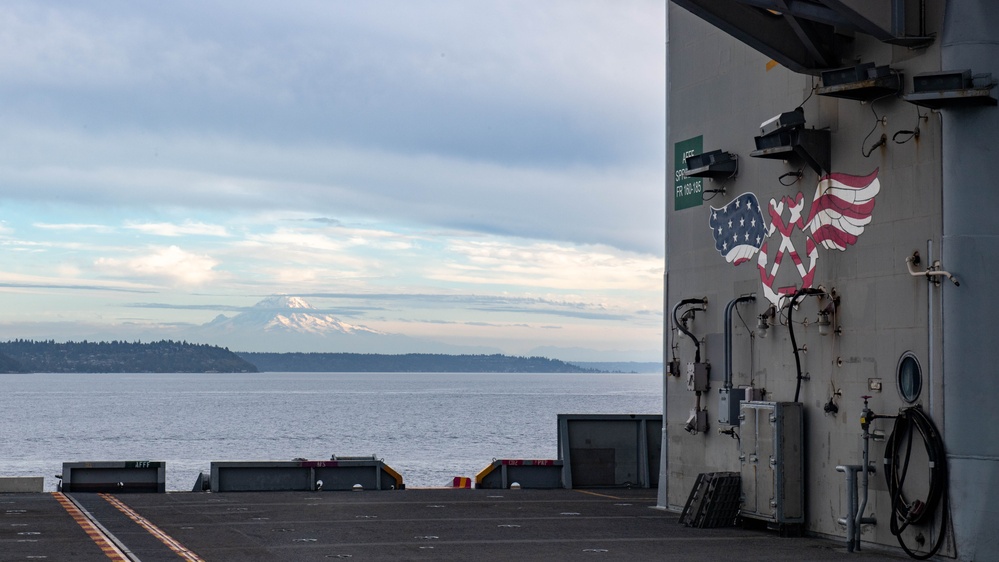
[[0, 372, 662, 491]]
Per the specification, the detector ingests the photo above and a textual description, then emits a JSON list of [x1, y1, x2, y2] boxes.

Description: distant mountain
[[187, 295, 500, 355], [200, 295, 384, 337]]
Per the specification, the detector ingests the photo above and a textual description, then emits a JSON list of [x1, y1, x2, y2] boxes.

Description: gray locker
[[739, 402, 804, 525]]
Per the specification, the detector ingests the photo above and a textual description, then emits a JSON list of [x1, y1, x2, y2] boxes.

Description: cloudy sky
[[0, 1, 666, 362]]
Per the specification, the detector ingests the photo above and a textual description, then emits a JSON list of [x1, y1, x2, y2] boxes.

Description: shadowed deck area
[[1, 489, 909, 561]]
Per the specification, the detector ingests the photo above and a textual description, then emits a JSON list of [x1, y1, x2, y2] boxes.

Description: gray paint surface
[[939, 3, 999, 559], [662, 1, 989, 557]]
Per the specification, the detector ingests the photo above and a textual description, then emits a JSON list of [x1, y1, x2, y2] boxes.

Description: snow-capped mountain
[[209, 295, 384, 336], [186, 295, 498, 354]]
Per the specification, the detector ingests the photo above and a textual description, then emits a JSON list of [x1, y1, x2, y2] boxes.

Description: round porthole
[[897, 352, 922, 403]]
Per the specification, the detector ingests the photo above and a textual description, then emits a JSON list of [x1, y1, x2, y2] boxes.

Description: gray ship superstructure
[[661, 2, 997, 559]]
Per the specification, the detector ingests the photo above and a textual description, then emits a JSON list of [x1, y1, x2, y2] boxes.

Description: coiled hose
[[883, 406, 949, 559]]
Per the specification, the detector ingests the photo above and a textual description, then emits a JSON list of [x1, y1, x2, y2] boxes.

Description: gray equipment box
[[686, 362, 710, 391], [738, 402, 804, 525], [475, 459, 563, 489], [557, 414, 662, 489], [61, 461, 166, 493], [210, 459, 404, 492]]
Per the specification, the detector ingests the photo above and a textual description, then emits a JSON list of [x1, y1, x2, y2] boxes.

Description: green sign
[[674, 135, 703, 211]]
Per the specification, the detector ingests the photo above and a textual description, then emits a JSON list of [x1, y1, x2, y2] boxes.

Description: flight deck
[[1, 489, 908, 561]]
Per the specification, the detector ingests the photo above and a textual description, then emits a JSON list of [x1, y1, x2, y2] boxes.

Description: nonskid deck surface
[[1, 489, 908, 561]]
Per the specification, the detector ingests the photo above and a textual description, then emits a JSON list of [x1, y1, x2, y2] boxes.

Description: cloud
[[124, 221, 229, 237], [0, 281, 155, 294], [125, 291, 648, 324], [94, 245, 219, 286], [305, 217, 343, 227], [32, 222, 116, 234], [0, 129, 664, 255], [0, 0, 665, 256], [434, 239, 663, 292], [0, 1, 665, 360]]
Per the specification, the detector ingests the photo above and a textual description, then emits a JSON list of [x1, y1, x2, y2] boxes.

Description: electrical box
[[739, 402, 804, 526], [667, 360, 681, 377], [686, 362, 710, 391], [718, 388, 736, 425], [685, 408, 709, 434], [719, 387, 764, 425]]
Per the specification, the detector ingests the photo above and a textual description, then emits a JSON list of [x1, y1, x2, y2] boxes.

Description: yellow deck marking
[[574, 490, 624, 500], [100, 493, 204, 562], [766, 59, 779, 71], [52, 492, 129, 561], [574, 490, 657, 501]]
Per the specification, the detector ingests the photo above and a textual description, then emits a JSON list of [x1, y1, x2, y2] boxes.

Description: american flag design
[[708, 170, 880, 307], [708, 192, 767, 265], [806, 170, 881, 251]]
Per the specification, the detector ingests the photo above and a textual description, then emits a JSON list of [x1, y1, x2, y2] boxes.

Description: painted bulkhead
[[662, 2, 998, 559]]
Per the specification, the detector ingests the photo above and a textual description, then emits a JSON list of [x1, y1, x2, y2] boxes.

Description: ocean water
[[0, 372, 662, 491]]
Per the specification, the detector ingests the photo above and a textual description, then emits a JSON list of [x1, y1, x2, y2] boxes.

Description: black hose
[[787, 288, 823, 402], [672, 298, 706, 363], [883, 406, 949, 559], [788, 294, 804, 402]]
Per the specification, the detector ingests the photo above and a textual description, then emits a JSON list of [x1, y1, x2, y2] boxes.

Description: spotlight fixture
[[756, 306, 775, 339]]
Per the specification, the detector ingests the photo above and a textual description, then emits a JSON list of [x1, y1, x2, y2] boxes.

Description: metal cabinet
[[739, 401, 804, 525]]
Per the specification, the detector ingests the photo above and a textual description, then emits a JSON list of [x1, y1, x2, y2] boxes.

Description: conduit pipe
[[856, 397, 878, 551], [724, 294, 755, 391], [836, 464, 876, 552], [905, 251, 959, 286], [838, 397, 881, 552]]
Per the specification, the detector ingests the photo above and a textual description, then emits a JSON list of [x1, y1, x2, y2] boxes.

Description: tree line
[[237, 352, 599, 373], [0, 339, 257, 373]]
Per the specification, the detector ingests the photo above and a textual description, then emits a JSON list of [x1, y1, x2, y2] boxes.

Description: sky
[[0, 1, 666, 362]]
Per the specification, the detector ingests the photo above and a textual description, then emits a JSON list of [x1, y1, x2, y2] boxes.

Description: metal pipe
[[836, 465, 860, 552], [724, 294, 756, 390], [837, 462, 878, 552], [927, 240, 934, 418], [856, 424, 876, 551], [658, 0, 671, 512], [658, 270, 670, 509], [905, 253, 960, 286]]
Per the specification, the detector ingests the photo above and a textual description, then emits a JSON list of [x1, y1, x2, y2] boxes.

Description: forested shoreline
[[0, 341, 614, 374], [0, 340, 256, 373], [237, 352, 600, 373]]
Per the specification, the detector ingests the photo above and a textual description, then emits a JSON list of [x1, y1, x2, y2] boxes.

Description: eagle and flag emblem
[[709, 170, 881, 307]]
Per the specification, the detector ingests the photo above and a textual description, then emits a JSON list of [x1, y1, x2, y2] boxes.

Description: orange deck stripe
[[52, 492, 129, 561], [99, 494, 204, 562]]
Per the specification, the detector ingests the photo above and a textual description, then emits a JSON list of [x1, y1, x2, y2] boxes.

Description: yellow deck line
[[574, 489, 659, 501], [100, 493, 204, 562], [574, 489, 625, 500], [52, 492, 129, 561]]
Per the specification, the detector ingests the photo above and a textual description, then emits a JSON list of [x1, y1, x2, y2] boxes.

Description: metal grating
[[679, 471, 741, 528]]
